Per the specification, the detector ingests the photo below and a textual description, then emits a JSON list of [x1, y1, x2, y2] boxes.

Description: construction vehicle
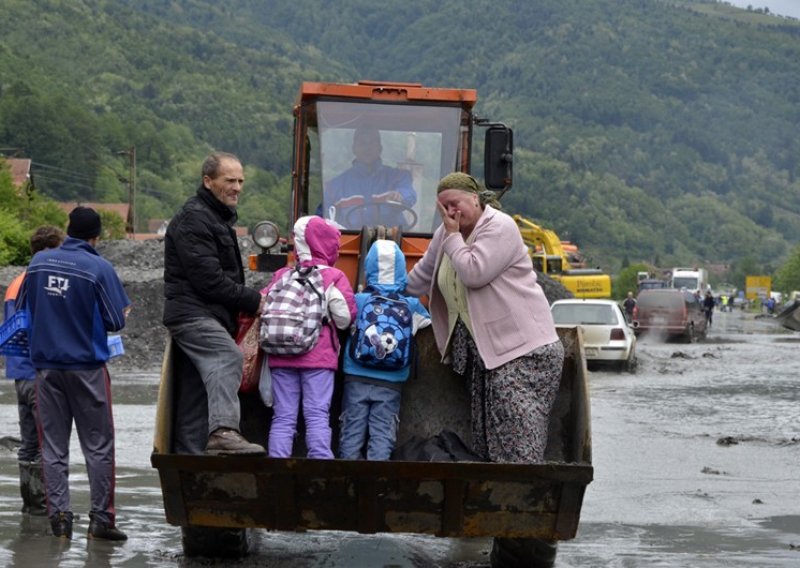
[[151, 81, 592, 566], [514, 214, 611, 298]]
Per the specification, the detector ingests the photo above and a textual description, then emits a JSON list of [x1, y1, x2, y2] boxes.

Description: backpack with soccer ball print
[[348, 289, 413, 370]]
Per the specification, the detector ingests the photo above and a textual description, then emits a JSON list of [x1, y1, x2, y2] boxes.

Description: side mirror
[[484, 125, 513, 191]]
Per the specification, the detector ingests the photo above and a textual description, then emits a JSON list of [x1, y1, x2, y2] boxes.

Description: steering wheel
[[343, 201, 418, 230]]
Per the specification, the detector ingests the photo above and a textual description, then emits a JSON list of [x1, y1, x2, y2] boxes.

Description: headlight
[[252, 221, 280, 249]]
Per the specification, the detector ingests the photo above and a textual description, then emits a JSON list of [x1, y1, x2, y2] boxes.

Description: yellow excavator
[[513, 214, 611, 298]]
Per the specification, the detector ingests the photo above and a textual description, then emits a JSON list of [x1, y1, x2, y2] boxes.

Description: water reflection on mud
[[0, 309, 798, 566]]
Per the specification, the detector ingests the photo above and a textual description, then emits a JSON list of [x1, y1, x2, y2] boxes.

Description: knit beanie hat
[[436, 172, 502, 209], [67, 206, 102, 240]]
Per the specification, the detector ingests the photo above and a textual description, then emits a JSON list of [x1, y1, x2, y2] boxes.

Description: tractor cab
[[250, 80, 513, 289]]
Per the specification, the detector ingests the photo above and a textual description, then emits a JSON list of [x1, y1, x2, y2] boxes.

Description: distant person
[[262, 216, 356, 459], [325, 126, 417, 228], [2, 225, 65, 517], [17, 207, 130, 540], [163, 152, 266, 456], [338, 239, 431, 461], [407, 172, 564, 464], [703, 290, 715, 326], [622, 291, 637, 323]]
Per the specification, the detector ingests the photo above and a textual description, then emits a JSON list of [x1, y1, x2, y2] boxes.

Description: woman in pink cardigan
[[406, 173, 564, 464]]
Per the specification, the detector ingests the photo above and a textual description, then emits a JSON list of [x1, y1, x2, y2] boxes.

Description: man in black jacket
[[164, 152, 265, 455]]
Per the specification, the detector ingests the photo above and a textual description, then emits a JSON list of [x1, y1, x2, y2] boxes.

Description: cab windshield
[[672, 277, 699, 290], [303, 101, 465, 234]]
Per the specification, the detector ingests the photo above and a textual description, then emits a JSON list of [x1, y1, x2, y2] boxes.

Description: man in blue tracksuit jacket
[[338, 239, 430, 461], [17, 207, 130, 541]]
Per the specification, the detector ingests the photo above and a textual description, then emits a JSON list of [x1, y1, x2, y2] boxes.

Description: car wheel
[[624, 351, 638, 373]]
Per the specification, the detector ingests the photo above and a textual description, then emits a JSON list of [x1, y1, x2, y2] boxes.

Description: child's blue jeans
[[338, 379, 401, 461]]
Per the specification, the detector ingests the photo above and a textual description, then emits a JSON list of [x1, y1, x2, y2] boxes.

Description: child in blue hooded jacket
[[339, 239, 430, 461]]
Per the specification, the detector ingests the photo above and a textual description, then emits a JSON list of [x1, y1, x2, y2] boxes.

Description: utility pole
[[117, 146, 136, 236]]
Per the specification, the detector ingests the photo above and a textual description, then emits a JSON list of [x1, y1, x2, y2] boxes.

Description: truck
[[151, 80, 593, 566], [669, 267, 709, 294], [514, 214, 612, 298]]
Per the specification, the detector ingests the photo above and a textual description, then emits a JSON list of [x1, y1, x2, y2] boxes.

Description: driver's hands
[[372, 190, 403, 203], [335, 195, 365, 208]]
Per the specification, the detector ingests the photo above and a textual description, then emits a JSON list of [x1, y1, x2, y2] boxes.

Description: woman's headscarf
[[436, 172, 502, 210]]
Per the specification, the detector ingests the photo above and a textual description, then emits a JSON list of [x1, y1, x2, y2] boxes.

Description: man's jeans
[[168, 317, 243, 434], [339, 379, 401, 461]]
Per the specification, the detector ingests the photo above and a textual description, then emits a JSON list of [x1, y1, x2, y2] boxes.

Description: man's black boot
[[50, 511, 74, 539], [88, 513, 128, 541]]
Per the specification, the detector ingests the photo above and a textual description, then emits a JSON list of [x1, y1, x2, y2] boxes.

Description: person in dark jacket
[[17, 207, 130, 541], [3, 225, 64, 517], [703, 290, 716, 326], [163, 152, 266, 456], [622, 291, 637, 323]]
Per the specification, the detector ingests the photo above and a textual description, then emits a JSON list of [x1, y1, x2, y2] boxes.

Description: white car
[[550, 299, 637, 372]]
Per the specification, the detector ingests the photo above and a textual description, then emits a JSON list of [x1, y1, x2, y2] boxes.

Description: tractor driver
[[324, 126, 417, 229]]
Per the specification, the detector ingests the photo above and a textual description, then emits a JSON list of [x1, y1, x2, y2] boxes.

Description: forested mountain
[[1, 0, 799, 274]]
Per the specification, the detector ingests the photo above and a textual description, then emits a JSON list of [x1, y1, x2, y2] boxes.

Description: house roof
[[7, 158, 32, 187]]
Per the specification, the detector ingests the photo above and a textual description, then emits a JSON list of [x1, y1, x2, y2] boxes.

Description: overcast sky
[[723, 0, 800, 18]]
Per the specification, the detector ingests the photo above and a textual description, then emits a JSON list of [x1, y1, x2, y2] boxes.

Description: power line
[[31, 161, 96, 182], [33, 173, 97, 192]]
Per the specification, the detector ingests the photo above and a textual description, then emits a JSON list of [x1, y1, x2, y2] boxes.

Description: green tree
[[612, 262, 650, 300], [99, 211, 127, 240], [0, 158, 68, 265], [773, 246, 800, 295], [0, 209, 29, 265]]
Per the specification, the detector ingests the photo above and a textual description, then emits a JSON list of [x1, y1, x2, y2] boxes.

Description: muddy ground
[[1, 307, 798, 567]]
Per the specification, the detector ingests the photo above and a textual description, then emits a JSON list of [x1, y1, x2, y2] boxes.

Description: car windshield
[[306, 101, 463, 234], [552, 304, 618, 325]]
